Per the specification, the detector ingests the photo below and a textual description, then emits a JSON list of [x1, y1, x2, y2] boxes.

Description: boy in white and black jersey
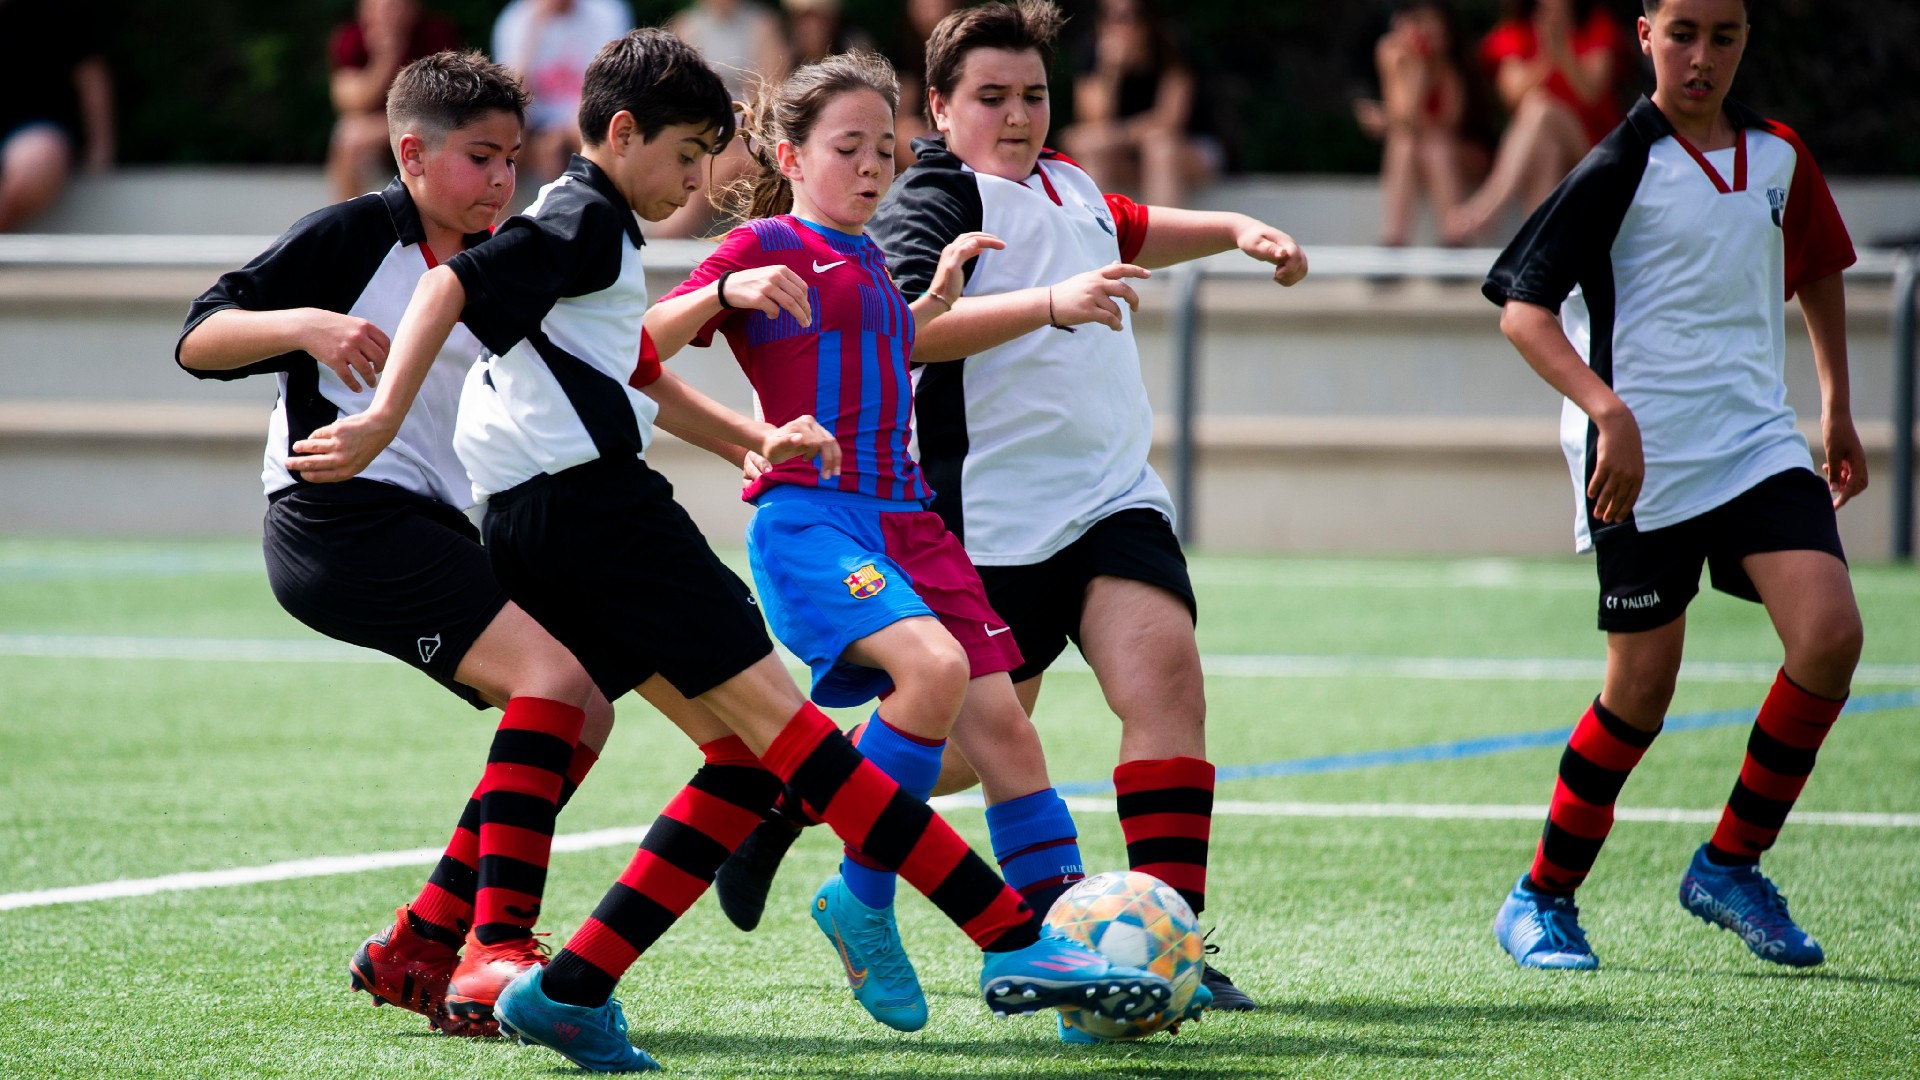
[[864, 0, 1308, 1017], [1484, 0, 1866, 972], [177, 52, 616, 1037]]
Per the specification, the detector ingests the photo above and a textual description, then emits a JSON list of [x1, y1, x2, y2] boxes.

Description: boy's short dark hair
[[578, 29, 736, 152], [923, 0, 1067, 103], [1641, 0, 1749, 14], [386, 51, 529, 148]]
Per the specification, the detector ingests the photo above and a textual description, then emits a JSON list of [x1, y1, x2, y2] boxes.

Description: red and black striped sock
[[557, 741, 600, 811], [543, 736, 780, 1007], [1527, 697, 1659, 894], [1706, 669, 1843, 865], [762, 703, 1039, 953], [409, 795, 480, 947], [1114, 756, 1214, 915], [471, 697, 585, 945]]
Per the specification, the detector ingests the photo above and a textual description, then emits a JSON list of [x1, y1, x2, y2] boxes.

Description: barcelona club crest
[[844, 564, 887, 599]]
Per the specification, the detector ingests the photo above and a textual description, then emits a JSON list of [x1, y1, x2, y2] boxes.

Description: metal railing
[[1165, 245, 1913, 556], [3, 235, 1912, 558]]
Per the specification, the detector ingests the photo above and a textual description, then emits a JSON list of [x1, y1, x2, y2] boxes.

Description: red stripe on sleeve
[[1105, 193, 1150, 264], [1764, 121, 1857, 299]]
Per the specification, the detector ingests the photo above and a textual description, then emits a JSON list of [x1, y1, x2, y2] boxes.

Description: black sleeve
[[175, 195, 392, 381], [1482, 122, 1651, 313], [868, 159, 984, 298], [446, 187, 627, 357]]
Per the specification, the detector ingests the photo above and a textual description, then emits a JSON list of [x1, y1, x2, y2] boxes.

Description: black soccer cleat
[[1201, 933, 1259, 1011], [714, 816, 804, 931]]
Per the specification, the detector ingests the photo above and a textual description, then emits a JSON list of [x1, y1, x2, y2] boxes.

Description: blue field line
[[1051, 689, 1920, 797]]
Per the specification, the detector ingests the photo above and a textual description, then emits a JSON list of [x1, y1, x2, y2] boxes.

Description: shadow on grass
[[1262, 999, 1628, 1026], [1607, 964, 1920, 989]]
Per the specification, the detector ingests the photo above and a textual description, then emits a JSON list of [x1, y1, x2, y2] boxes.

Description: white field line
[[6, 803, 1915, 913], [6, 632, 1919, 686]]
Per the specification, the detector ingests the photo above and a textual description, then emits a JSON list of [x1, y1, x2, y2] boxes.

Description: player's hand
[[741, 449, 771, 488], [1587, 404, 1644, 524], [1236, 223, 1308, 287], [723, 265, 811, 328], [762, 414, 840, 480], [927, 231, 1005, 309], [1823, 413, 1870, 510], [286, 412, 398, 483], [299, 309, 389, 393], [1050, 263, 1150, 332]]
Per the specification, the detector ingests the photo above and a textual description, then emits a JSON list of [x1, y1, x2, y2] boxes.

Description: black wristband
[[716, 271, 736, 309]]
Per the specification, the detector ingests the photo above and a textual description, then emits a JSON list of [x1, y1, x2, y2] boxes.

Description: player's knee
[[892, 636, 971, 709], [1790, 605, 1863, 677]]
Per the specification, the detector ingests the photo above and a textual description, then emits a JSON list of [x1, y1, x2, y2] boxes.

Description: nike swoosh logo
[[813, 259, 848, 273], [986, 625, 1012, 637], [829, 917, 868, 988]]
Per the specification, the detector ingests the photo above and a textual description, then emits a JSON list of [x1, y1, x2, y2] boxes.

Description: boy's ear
[[927, 89, 951, 135], [607, 110, 639, 152], [396, 130, 430, 178], [1638, 15, 1654, 57]]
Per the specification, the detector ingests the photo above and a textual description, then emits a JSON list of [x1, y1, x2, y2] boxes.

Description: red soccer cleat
[[444, 931, 552, 1032], [347, 907, 495, 1036]]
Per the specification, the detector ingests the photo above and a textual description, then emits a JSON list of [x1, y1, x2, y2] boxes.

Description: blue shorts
[[747, 485, 1021, 708]]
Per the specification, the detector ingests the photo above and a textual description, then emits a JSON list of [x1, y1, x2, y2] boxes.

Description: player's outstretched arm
[[908, 231, 1004, 335], [643, 264, 813, 362], [1501, 299, 1642, 523], [1131, 207, 1308, 286], [285, 264, 465, 483], [1799, 270, 1867, 509], [642, 368, 841, 479], [911, 263, 1152, 362], [178, 308, 389, 392]]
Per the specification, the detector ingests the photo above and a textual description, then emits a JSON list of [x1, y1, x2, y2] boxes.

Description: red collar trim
[[1670, 128, 1746, 194], [1030, 160, 1063, 206]]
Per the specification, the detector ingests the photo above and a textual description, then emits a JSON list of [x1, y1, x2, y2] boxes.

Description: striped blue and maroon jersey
[[663, 214, 931, 504]]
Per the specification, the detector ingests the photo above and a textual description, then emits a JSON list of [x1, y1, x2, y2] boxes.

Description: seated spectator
[[1444, 0, 1621, 244], [0, 0, 114, 231], [658, 0, 788, 237], [888, 0, 960, 170], [784, 0, 874, 68], [1060, 0, 1221, 210], [327, 0, 459, 201], [888, 0, 961, 170], [493, 0, 635, 184], [1356, 0, 1492, 247]]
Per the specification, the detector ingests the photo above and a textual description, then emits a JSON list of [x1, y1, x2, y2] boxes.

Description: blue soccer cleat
[[1493, 875, 1599, 970], [809, 875, 929, 1032], [980, 931, 1171, 1021], [494, 967, 660, 1073], [1678, 844, 1825, 967]]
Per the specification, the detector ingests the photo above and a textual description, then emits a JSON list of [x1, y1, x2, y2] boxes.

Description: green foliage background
[[106, 0, 1919, 174]]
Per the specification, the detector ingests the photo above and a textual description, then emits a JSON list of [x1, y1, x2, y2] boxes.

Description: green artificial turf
[[2, 539, 1916, 1077]]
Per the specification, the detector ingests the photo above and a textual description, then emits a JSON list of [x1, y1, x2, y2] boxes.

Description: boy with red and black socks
[[294, 29, 1167, 1072], [1485, 0, 1864, 971], [176, 51, 610, 1036], [863, 0, 1309, 1015]]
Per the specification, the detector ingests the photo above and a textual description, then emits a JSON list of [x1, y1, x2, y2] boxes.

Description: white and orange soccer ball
[[1043, 870, 1206, 1041]]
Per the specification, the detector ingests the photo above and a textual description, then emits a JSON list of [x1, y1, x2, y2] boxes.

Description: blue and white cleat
[[494, 967, 661, 1073], [1678, 844, 1824, 967], [980, 931, 1171, 1021], [1057, 981, 1214, 1043], [810, 875, 929, 1032], [1493, 875, 1599, 970]]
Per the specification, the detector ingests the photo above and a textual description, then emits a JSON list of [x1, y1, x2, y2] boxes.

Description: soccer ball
[[1043, 870, 1205, 1041]]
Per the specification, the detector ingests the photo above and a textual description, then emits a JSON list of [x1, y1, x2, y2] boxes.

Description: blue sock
[[984, 787, 1084, 916], [840, 713, 945, 909]]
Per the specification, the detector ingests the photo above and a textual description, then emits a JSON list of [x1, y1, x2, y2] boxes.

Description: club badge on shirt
[[844, 564, 887, 599], [1767, 187, 1787, 228]]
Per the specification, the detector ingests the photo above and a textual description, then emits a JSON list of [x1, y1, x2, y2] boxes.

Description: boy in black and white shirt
[[178, 52, 614, 1036], [1484, 0, 1864, 973]]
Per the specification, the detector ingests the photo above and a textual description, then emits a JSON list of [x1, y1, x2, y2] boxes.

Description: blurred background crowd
[[3, 0, 1917, 235]]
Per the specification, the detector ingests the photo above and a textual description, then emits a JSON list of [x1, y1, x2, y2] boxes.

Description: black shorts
[[262, 480, 509, 708], [481, 456, 773, 701], [1594, 468, 1845, 633], [976, 507, 1197, 683]]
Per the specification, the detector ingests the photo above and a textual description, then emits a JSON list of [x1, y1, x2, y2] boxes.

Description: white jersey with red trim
[[870, 136, 1170, 565], [1484, 97, 1856, 550]]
